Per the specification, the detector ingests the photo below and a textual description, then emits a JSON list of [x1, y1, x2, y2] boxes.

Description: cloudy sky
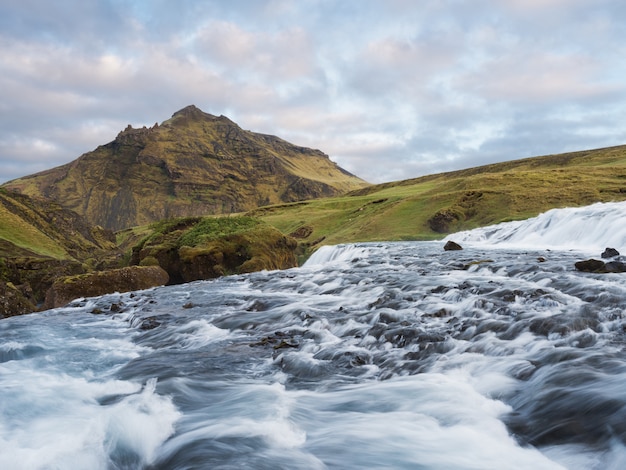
[[1, 0, 625, 184]]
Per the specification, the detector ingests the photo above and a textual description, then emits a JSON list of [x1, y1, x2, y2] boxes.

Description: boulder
[[574, 259, 607, 273], [574, 258, 626, 273], [44, 266, 169, 309], [444, 240, 463, 251], [601, 247, 620, 259], [604, 261, 626, 273], [133, 219, 298, 284]]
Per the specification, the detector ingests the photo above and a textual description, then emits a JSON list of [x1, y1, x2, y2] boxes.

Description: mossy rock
[[44, 265, 169, 309], [132, 215, 298, 284]]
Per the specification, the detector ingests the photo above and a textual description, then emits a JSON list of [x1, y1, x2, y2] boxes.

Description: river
[[1, 202, 626, 469]]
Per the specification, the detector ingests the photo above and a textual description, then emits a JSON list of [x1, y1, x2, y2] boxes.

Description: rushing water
[[2, 203, 626, 469]]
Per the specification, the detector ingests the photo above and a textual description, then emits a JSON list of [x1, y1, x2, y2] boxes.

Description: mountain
[[3, 105, 368, 231]]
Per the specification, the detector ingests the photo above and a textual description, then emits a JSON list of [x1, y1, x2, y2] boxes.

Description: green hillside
[[0, 189, 120, 313], [248, 145, 626, 256]]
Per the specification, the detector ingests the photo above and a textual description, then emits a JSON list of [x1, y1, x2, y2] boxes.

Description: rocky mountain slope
[[0, 189, 120, 315], [1, 189, 299, 316], [3, 105, 368, 231]]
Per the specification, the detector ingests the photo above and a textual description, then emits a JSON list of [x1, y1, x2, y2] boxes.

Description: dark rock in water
[[604, 261, 626, 273], [575, 259, 607, 273], [139, 316, 161, 330], [575, 258, 626, 273], [443, 241, 463, 251], [601, 247, 620, 258], [44, 266, 169, 309]]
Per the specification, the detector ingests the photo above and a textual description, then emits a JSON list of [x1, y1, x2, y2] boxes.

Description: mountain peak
[[171, 104, 215, 120]]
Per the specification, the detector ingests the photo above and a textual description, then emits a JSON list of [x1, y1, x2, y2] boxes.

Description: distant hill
[[250, 144, 626, 250], [3, 105, 368, 231]]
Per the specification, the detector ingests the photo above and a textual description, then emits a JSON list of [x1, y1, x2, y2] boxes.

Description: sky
[[1, 0, 625, 184]]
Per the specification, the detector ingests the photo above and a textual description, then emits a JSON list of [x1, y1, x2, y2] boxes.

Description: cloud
[[459, 51, 622, 105], [193, 21, 315, 80], [0, 0, 625, 185]]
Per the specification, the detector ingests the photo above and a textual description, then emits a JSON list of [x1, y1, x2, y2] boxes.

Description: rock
[[605, 261, 626, 273], [462, 259, 494, 270], [574, 259, 607, 272], [0, 281, 37, 318], [44, 266, 169, 309], [601, 247, 620, 258], [429, 210, 461, 233], [444, 240, 463, 251], [140, 317, 161, 330], [134, 218, 298, 284], [575, 258, 626, 273]]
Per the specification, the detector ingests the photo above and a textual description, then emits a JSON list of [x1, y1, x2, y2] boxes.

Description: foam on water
[[289, 375, 565, 470], [304, 243, 372, 266], [0, 370, 179, 469], [0, 306, 180, 469]]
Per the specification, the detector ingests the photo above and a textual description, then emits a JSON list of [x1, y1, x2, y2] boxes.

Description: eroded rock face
[[0, 281, 36, 318], [44, 266, 169, 309], [429, 210, 460, 233]]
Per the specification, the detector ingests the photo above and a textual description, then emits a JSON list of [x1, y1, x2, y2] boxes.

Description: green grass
[[0, 199, 68, 259], [248, 145, 626, 255], [178, 216, 260, 246], [131, 215, 265, 254]]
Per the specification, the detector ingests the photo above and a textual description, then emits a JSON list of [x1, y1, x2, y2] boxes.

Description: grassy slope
[[0, 192, 69, 259], [249, 145, 626, 249]]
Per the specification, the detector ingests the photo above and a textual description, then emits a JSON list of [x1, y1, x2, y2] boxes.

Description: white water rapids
[[2, 202, 626, 469], [443, 201, 626, 253]]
